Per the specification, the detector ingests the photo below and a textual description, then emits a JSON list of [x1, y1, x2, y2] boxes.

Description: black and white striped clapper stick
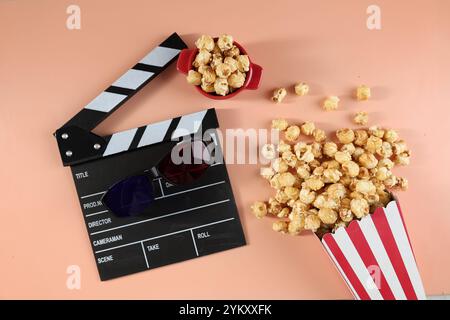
[[62, 33, 187, 132]]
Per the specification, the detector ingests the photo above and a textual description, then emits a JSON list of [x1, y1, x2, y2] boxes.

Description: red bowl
[[176, 40, 263, 100]]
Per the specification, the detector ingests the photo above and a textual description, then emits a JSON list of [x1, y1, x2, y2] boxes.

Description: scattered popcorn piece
[[334, 151, 352, 164], [272, 119, 289, 131], [261, 144, 277, 160], [300, 122, 315, 136], [272, 88, 287, 103], [354, 111, 369, 125], [186, 70, 202, 85], [323, 96, 340, 111], [272, 220, 288, 233], [342, 160, 360, 177], [313, 129, 327, 142], [285, 125, 301, 142], [251, 201, 267, 219], [336, 129, 355, 144], [201, 79, 215, 93], [384, 129, 399, 143], [260, 167, 275, 180], [201, 66, 216, 84], [356, 85, 371, 101], [224, 57, 239, 73], [294, 82, 310, 96]]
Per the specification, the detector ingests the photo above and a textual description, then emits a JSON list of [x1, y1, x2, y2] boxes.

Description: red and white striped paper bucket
[[321, 199, 426, 300]]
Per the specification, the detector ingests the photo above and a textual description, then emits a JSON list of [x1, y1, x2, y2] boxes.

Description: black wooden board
[[70, 131, 246, 281]]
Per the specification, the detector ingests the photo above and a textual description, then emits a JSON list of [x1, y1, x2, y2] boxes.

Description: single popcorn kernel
[[201, 79, 215, 93], [277, 140, 292, 153], [272, 158, 289, 173], [236, 55, 250, 72], [355, 180, 376, 195], [350, 198, 369, 218], [392, 140, 408, 155], [284, 186, 300, 200], [215, 63, 232, 78], [365, 136, 383, 154], [323, 96, 340, 111], [217, 34, 234, 51], [278, 172, 297, 187], [334, 151, 352, 164], [323, 168, 342, 183], [227, 71, 246, 89], [369, 126, 385, 138], [194, 49, 211, 66], [300, 122, 315, 136], [299, 188, 316, 204], [271, 119, 289, 131], [294, 82, 309, 96], [186, 70, 202, 85], [251, 201, 267, 219], [394, 151, 411, 166], [354, 130, 369, 146], [318, 208, 338, 225], [285, 125, 301, 142], [260, 167, 275, 180], [210, 53, 223, 69], [336, 128, 355, 144], [224, 45, 240, 58], [201, 67, 216, 84], [277, 207, 290, 218], [214, 78, 229, 96], [359, 152, 378, 169], [195, 35, 215, 52], [304, 177, 325, 191], [272, 88, 287, 103], [384, 129, 399, 143], [223, 57, 239, 73], [272, 220, 288, 233], [356, 85, 371, 101], [304, 214, 321, 232], [354, 111, 369, 125], [313, 129, 327, 142], [342, 160, 360, 177], [261, 144, 277, 160], [323, 142, 338, 157]]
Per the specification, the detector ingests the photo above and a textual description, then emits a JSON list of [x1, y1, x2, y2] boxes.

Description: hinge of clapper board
[[54, 32, 218, 166]]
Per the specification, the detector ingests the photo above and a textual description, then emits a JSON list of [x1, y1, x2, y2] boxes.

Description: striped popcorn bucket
[[321, 198, 426, 300]]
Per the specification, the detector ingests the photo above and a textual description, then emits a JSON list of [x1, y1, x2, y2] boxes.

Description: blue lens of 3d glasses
[[102, 174, 155, 217]]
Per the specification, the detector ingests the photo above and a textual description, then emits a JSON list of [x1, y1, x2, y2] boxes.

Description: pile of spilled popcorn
[[251, 120, 411, 238], [186, 35, 250, 96]]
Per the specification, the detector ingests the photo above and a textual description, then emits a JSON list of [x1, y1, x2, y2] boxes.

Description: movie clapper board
[[54, 33, 246, 281]]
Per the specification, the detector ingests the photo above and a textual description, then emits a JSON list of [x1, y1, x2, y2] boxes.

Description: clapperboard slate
[[54, 33, 246, 280]]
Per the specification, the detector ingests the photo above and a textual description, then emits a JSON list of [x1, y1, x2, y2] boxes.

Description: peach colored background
[[1, 0, 449, 299]]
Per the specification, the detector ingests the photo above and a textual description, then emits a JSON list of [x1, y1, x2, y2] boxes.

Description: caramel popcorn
[[313, 129, 327, 142], [186, 70, 202, 85], [323, 96, 340, 111], [227, 71, 246, 89], [356, 85, 371, 101], [224, 45, 240, 58], [300, 122, 315, 136], [285, 125, 301, 142], [261, 144, 277, 160], [272, 88, 287, 103], [354, 111, 369, 125], [251, 201, 267, 219], [272, 119, 289, 131], [214, 78, 229, 96], [294, 82, 310, 96], [217, 34, 233, 51], [336, 129, 355, 144], [236, 55, 250, 72], [195, 35, 215, 52], [252, 119, 410, 238], [188, 35, 250, 96]]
